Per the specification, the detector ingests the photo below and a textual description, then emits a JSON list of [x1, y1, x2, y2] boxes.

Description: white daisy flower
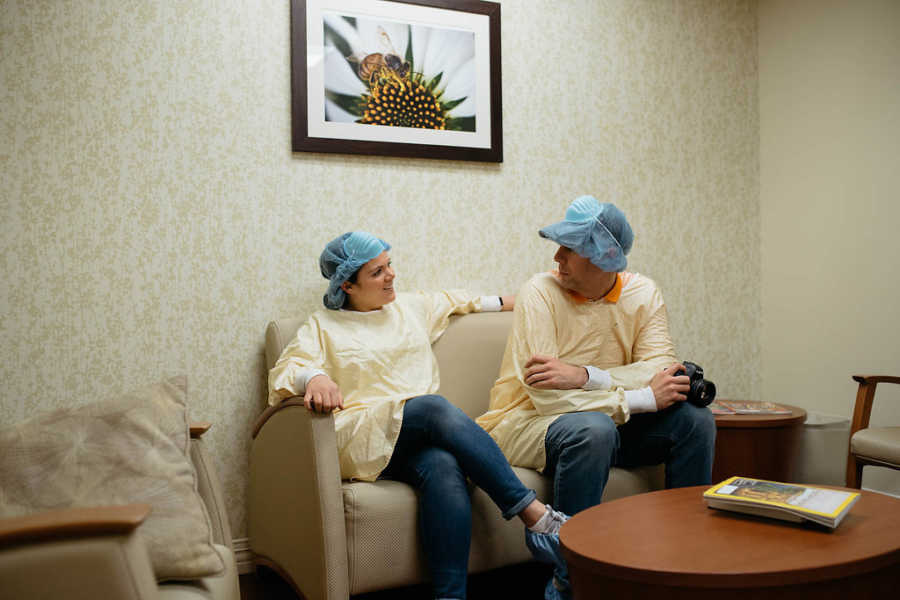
[[322, 14, 476, 131]]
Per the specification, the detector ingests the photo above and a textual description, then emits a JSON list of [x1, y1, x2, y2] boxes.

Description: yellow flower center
[[360, 79, 446, 130]]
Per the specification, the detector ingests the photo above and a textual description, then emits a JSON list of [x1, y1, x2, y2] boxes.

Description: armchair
[[845, 375, 900, 488], [0, 424, 240, 600]]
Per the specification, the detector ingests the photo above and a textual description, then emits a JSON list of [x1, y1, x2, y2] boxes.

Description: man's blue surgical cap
[[319, 231, 391, 310], [538, 195, 634, 272]]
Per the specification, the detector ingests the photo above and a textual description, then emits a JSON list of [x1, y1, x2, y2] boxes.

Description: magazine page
[[708, 401, 735, 415], [705, 498, 805, 523], [704, 477, 859, 518], [710, 401, 791, 415]]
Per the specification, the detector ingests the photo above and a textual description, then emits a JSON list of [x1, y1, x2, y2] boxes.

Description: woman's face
[[341, 251, 396, 311]]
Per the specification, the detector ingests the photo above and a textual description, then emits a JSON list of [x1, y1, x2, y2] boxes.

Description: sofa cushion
[[0, 376, 224, 580], [851, 427, 900, 466], [340, 464, 664, 595], [342, 479, 423, 594]]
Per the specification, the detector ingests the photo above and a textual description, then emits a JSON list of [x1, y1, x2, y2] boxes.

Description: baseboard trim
[[232, 537, 255, 574]]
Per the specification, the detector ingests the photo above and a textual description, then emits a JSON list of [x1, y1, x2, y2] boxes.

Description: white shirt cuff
[[583, 366, 612, 391], [479, 295, 503, 312], [625, 387, 657, 413], [297, 369, 328, 393]]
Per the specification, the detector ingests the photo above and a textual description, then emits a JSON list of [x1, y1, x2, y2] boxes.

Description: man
[[477, 195, 716, 599]]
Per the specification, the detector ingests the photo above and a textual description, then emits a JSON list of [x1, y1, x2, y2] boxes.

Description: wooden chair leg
[[846, 457, 863, 489]]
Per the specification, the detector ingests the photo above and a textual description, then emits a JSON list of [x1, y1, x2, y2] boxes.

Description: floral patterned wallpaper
[[1, 0, 759, 537]]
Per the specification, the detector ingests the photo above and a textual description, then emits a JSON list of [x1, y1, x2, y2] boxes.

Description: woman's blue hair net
[[538, 195, 634, 272], [319, 231, 391, 310]]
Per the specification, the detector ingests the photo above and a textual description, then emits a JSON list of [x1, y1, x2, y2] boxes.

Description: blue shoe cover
[[543, 569, 572, 600], [525, 527, 567, 573]]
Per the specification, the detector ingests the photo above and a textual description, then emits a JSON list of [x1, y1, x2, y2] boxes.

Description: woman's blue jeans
[[544, 401, 716, 515], [380, 395, 537, 600]]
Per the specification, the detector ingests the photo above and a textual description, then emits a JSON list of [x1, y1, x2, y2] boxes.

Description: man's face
[[553, 246, 603, 292]]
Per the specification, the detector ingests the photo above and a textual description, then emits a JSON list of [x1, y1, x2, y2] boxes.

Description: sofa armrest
[[0, 505, 160, 600], [249, 400, 349, 600], [190, 435, 234, 549]]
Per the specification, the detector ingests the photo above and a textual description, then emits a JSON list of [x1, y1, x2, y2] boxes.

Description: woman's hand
[[304, 374, 344, 413], [500, 295, 515, 311]]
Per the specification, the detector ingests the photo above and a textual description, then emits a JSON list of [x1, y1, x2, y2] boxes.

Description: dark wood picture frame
[[291, 0, 502, 162]]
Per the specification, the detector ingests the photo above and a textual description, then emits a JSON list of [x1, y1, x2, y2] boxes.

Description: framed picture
[[291, 0, 502, 162]]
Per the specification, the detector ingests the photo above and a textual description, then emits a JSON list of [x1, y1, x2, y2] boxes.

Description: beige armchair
[[0, 424, 240, 600], [846, 375, 900, 488], [249, 311, 664, 600]]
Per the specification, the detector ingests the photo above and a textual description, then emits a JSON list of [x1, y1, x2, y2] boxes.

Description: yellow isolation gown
[[268, 290, 483, 481], [476, 272, 677, 471]]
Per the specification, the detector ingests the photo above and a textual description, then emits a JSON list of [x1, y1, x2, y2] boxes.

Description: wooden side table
[[561, 486, 900, 599], [712, 401, 806, 483]]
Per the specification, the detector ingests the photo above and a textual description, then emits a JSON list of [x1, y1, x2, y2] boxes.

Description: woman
[[268, 231, 569, 600]]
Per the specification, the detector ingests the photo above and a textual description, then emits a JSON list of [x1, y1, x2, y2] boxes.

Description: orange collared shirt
[[560, 272, 629, 304]]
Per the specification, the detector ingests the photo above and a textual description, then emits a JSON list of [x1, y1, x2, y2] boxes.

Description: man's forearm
[[606, 355, 676, 390], [527, 386, 629, 423], [583, 366, 656, 413]]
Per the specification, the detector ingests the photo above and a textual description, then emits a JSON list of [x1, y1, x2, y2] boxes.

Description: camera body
[[675, 361, 716, 407]]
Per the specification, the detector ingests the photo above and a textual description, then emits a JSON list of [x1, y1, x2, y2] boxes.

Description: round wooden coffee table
[[560, 486, 900, 599]]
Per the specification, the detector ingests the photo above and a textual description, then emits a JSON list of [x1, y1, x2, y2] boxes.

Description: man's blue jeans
[[544, 402, 716, 516], [380, 395, 537, 600]]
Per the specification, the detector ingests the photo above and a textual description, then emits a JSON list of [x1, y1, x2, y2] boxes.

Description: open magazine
[[703, 476, 860, 529], [708, 400, 792, 415]]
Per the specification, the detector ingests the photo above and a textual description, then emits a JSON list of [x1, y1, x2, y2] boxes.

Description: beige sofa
[[0, 425, 240, 600], [250, 311, 664, 600]]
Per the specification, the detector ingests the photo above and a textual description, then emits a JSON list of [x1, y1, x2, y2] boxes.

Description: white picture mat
[[305, 0, 492, 148]]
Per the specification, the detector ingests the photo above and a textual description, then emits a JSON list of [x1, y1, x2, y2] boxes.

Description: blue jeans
[[544, 402, 716, 515], [380, 395, 537, 600]]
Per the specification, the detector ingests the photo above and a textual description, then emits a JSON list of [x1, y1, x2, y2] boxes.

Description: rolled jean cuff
[[502, 488, 537, 520]]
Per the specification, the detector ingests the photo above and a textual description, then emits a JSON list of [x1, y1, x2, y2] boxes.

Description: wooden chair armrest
[[849, 375, 900, 436], [852, 375, 900, 386], [0, 504, 151, 548], [190, 421, 212, 438]]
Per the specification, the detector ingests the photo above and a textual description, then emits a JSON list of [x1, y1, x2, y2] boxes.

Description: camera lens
[[679, 361, 716, 407], [696, 380, 716, 406]]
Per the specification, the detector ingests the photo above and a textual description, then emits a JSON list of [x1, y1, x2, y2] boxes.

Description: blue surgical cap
[[538, 195, 634, 272], [319, 231, 391, 310]]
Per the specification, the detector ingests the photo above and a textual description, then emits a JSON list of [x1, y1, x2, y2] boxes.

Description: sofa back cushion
[[265, 317, 303, 373], [433, 312, 512, 418]]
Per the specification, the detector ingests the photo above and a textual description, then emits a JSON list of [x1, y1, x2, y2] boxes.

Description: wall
[[1, 0, 760, 536], [759, 0, 900, 494]]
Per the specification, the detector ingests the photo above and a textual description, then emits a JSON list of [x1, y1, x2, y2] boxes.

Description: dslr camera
[[675, 361, 716, 407]]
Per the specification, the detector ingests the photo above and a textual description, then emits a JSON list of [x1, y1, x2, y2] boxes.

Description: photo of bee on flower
[[323, 15, 476, 132]]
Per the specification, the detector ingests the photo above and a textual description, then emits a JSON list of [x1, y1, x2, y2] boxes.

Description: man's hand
[[649, 364, 690, 410], [304, 374, 343, 413], [524, 354, 588, 389]]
